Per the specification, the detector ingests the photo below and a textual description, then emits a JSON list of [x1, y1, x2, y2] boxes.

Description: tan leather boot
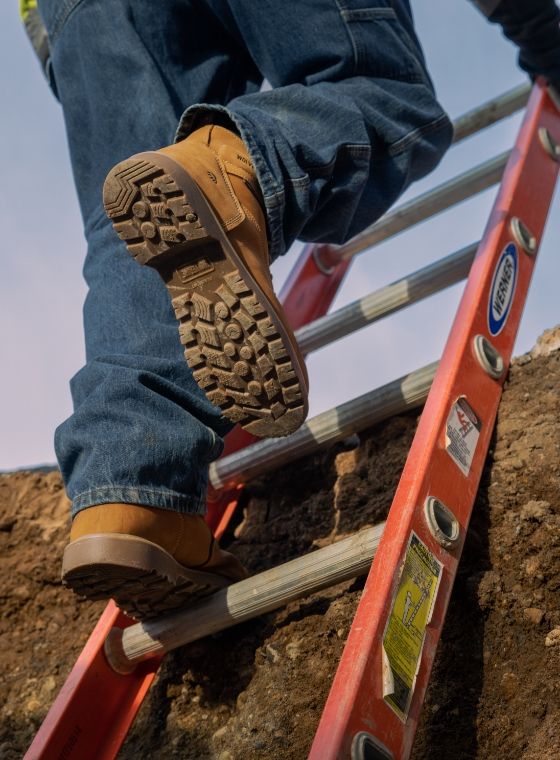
[[62, 503, 247, 620], [103, 125, 308, 437]]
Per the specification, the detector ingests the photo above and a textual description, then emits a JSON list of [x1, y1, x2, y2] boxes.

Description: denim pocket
[[339, 2, 427, 82]]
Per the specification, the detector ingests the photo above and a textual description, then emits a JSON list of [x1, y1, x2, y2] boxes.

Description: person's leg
[[35, 0, 258, 616], [102, 0, 451, 442], [37, 0, 261, 517], [181, 0, 453, 261]]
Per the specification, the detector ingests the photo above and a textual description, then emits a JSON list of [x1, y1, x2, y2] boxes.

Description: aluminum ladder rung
[[451, 82, 530, 144], [297, 242, 477, 355], [210, 361, 437, 490], [334, 150, 509, 261], [105, 523, 386, 673]]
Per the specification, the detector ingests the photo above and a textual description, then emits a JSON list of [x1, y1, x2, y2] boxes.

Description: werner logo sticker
[[488, 243, 518, 336]]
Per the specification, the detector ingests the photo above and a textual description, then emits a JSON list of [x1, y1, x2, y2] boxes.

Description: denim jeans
[[36, 0, 452, 517]]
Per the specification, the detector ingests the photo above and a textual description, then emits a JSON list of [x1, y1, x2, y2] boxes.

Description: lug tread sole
[[62, 535, 229, 620], [103, 156, 306, 437], [63, 565, 216, 620]]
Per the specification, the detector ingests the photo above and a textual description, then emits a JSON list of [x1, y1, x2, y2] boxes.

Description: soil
[[1, 327, 559, 760]]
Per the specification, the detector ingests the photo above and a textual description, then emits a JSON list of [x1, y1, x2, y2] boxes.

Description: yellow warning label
[[382, 532, 442, 721]]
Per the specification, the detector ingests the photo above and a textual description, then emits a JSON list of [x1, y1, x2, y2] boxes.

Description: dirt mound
[[1, 328, 559, 759]]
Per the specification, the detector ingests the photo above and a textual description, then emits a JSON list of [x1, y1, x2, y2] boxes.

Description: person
[[19, 0, 560, 620]]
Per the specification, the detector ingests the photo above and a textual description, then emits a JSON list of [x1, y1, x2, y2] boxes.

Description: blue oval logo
[[488, 243, 518, 336]]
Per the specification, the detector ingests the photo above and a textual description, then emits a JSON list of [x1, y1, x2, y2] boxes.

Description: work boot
[[103, 125, 309, 438], [61, 503, 247, 620]]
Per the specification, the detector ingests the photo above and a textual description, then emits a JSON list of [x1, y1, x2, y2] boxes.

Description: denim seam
[[334, 0, 359, 75], [306, 144, 372, 178], [388, 114, 452, 156], [48, 0, 88, 44], [340, 9, 397, 21], [339, 5, 426, 83], [267, 143, 372, 189]]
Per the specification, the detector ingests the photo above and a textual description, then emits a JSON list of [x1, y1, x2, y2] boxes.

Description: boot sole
[[103, 153, 308, 437], [62, 534, 232, 620]]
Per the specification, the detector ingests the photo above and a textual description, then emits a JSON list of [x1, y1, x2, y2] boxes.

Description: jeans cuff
[[175, 103, 286, 261], [71, 486, 208, 518]]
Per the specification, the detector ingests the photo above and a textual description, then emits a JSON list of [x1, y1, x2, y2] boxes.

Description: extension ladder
[[25, 80, 560, 760]]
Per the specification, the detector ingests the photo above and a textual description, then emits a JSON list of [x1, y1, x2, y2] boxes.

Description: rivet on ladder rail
[[473, 334, 505, 379], [424, 497, 460, 550], [538, 127, 560, 162], [313, 245, 336, 275], [547, 84, 560, 113], [105, 627, 136, 675], [351, 731, 395, 760], [510, 217, 537, 255]]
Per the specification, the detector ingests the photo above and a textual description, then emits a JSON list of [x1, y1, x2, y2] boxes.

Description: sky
[[1, 0, 559, 470]]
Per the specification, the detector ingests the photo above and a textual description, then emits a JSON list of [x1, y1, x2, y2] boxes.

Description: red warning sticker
[[445, 396, 481, 476]]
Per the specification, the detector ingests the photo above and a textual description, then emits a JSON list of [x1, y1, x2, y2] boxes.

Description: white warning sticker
[[445, 396, 481, 476]]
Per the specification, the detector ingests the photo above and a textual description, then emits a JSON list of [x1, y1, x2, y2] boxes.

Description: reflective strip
[[19, 0, 38, 21], [20, 4, 50, 74]]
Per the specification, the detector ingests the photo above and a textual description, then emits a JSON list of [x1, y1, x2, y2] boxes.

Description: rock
[[530, 325, 560, 358], [12, 585, 31, 601], [41, 675, 56, 696], [545, 628, 560, 647], [520, 501, 551, 522], [524, 556, 544, 580], [264, 644, 280, 663], [523, 608, 544, 625], [477, 570, 502, 609], [212, 725, 228, 742], [25, 697, 41, 714], [500, 672, 520, 700], [285, 640, 302, 660]]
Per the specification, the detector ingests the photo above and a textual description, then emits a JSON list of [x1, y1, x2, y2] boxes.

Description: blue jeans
[[36, 0, 452, 517]]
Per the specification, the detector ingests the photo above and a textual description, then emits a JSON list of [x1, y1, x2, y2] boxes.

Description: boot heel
[[103, 156, 210, 266]]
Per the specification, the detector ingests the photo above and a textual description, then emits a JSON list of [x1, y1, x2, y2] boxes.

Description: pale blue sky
[[1, 1, 559, 470]]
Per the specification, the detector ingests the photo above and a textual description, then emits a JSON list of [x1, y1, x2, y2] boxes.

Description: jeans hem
[[72, 486, 208, 518], [175, 103, 286, 261]]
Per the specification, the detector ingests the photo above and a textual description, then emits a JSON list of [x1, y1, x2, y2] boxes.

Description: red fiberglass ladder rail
[[310, 81, 560, 760], [25, 81, 544, 759]]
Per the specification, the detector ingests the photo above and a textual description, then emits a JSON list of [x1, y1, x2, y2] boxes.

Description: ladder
[[25, 80, 560, 760]]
